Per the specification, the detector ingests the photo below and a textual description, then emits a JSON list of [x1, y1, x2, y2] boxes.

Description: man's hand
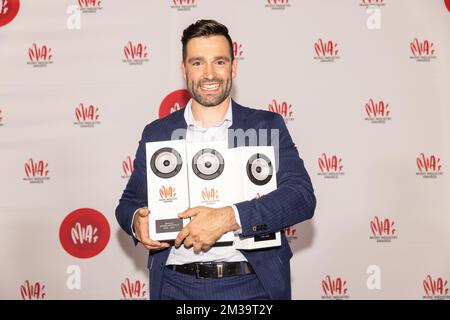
[[174, 206, 240, 254], [133, 207, 170, 251]]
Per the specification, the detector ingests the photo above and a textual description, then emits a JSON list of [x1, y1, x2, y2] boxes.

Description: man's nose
[[204, 64, 215, 79]]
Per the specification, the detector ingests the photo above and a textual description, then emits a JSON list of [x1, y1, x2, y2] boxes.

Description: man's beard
[[187, 76, 232, 107]]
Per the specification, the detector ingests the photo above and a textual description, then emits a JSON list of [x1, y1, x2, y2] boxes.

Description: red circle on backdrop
[[445, 0, 450, 12], [158, 89, 191, 119], [59, 208, 110, 259], [0, 0, 20, 27]]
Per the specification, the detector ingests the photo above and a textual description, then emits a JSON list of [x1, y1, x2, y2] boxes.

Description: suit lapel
[[165, 108, 188, 140], [229, 99, 249, 130], [228, 99, 250, 148]]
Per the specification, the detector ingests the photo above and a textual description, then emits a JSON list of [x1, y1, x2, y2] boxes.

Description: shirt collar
[[184, 98, 233, 129]]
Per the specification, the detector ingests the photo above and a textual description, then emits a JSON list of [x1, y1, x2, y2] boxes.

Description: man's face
[[182, 35, 237, 107]]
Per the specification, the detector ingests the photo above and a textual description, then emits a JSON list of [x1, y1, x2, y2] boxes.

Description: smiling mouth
[[199, 82, 221, 93]]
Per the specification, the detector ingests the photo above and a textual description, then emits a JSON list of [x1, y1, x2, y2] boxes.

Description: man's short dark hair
[[181, 19, 234, 62]]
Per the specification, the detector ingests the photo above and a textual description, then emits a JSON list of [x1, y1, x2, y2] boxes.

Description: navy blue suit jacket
[[115, 100, 316, 299]]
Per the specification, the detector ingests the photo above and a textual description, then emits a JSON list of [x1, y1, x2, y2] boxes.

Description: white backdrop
[[0, 0, 449, 300]]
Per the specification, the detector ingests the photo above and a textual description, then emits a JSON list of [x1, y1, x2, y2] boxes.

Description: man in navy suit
[[116, 19, 316, 300]]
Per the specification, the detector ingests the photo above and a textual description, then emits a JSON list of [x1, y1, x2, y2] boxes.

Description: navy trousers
[[159, 265, 271, 300]]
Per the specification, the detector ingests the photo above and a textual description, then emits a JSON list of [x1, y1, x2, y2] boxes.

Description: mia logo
[[416, 153, 443, 179], [265, 0, 291, 10], [410, 38, 436, 62], [284, 226, 298, 243], [23, 158, 50, 184], [120, 278, 147, 300], [159, 89, 191, 118], [314, 39, 340, 62], [317, 153, 344, 179], [370, 216, 397, 243], [27, 43, 53, 67], [201, 187, 219, 205], [423, 275, 450, 300], [171, 0, 197, 11], [0, 0, 20, 27], [121, 156, 134, 179], [268, 99, 294, 123], [321, 275, 349, 299], [71, 222, 99, 245], [360, 0, 386, 7], [59, 208, 110, 259], [365, 98, 391, 124], [159, 186, 177, 203], [0, 109, 3, 126], [233, 41, 245, 61], [78, 0, 102, 13], [74, 103, 101, 128], [20, 280, 46, 300], [123, 41, 149, 66]]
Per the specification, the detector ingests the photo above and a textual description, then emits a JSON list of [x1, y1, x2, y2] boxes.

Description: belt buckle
[[216, 263, 224, 278], [195, 263, 224, 279]]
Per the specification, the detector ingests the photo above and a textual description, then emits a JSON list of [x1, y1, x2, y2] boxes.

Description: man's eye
[[216, 60, 226, 65], [192, 61, 201, 66]]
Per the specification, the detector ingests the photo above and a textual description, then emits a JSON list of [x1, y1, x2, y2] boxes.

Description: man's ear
[[231, 59, 238, 80], [181, 61, 187, 81]]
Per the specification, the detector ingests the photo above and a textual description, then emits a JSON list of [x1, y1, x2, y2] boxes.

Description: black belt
[[166, 262, 255, 279]]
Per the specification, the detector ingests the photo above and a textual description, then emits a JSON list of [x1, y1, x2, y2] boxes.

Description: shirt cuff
[[131, 208, 140, 240], [231, 204, 243, 235]]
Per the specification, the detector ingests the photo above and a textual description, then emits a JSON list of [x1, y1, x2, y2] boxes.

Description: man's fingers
[[178, 206, 202, 219], [161, 242, 170, 248], [174, 227, 190, 248], [143, 241, 170, 251], [177, 208, 191, 219], [193, 242, 202, 254], [133, 208, 149, 241], [137, 219, 150, 244], [135, 207, 170, 251], [140, 236, 161, 247], [138, 207, 149, 217], [183, 236, 195, 249], [139, 225, 162, 247], [144, 244, 166, 251]]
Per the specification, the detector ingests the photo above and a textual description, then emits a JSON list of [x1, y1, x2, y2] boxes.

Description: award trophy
[[233, 146, 281, 250], [146, 140, 189, 242]]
